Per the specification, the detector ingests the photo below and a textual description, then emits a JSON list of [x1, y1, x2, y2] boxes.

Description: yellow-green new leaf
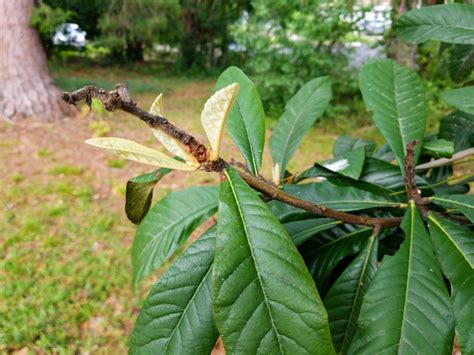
[[201, 83, 239, 160], [149, 94, 199, 166], [85, 137, 197, 171]]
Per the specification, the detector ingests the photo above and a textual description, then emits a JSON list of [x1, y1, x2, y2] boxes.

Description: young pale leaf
[[125, 168, 171, 224], [438, 110, 474, 151], [215, 67, 265, 175], [441, 86, 474, 115], [283, 218, 341, 247], [213, 166, 335, 354], [320, 147, 365, 180], [422, 138, 454, 159], [428, 215, 474, 354], [432, 194, 474, 223], [324, 235, 378, 354], [448, 44, 474, 82], [396, 4, 474, 45], [85, 137, 197, 170], [301, 227, 373, 294], [270, 77, 332, 181], [359, 59, 427, 174], [149, 94, 200, 166], [333, 136, 376, 158], [201, 83, 239, 160], [349, 204, 454, 354], [132, 185, 218, 287], [130, 229, 218, 355]]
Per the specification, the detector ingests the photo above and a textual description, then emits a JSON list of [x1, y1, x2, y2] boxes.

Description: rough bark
[[0, 0, 76, 122]]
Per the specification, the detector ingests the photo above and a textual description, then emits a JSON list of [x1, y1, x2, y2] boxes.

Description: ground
[[0, 66, 391, 353]]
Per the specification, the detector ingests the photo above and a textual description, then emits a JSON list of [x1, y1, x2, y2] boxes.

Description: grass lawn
[[0, 64, 458, 353]]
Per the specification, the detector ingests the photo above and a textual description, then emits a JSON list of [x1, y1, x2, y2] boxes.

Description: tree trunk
[[0, 0, 76, 122]]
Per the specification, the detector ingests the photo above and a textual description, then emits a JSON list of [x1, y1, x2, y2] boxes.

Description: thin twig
[[62, 85, 404, 228], [404, 140, 429, 216], [415, 148, 474, 171]]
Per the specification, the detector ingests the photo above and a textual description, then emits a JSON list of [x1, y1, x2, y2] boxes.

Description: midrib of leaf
[[340, 236, 375, 353], [136, 200, 216, 278], [224, 169, 285, 354], [291, 221, 341, 240], [399, 207, 414, 345], [433, 196, 472, 210], [404, 24, 474, 32], [236, 98, 259, 175], [306, 227, 372, 257], [161, 265, 213, 354], [278, 87, 321, 169], [392, 63, 408, 155], [428, 215, 474, 269]]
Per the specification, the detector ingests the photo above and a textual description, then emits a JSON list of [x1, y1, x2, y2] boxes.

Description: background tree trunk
[[0, 0, 76, 122]]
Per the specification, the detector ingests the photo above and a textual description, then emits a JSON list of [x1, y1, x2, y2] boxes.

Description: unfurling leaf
[[149, 94, 200, 166], [201, 83, 239, 160], [85, 137, 197, 170]]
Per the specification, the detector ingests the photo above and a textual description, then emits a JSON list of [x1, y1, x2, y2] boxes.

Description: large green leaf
[[132, 185, 218, 287], [324, 235, 378, 354], [320, 147, 365, 180], [215, 67, 265, 175], [213, 166, 334, 354], [130, 229, 218, 354], [268, 182, 401, 222], [421, 138, 454, 159], [333, 136, 376, 157], [441, 86, 474, 115], [349, 204, 454, 354], [438, 110, 474, 151], [270, 77, 332, 180], [283, 218, 342, 247], [448, 44, 474, 82], [428, 215, 474, 354], [125, 168, 171, 224], [302, 226, 373, 295], [359, 59, 427, 173], [396, 4, 474, 45], [432, 194, 474, 223]]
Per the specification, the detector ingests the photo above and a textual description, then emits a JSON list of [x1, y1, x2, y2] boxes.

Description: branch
[[404, 140, 429, 215], [415, 148, 474, 171], [61, 85, 402, 228]]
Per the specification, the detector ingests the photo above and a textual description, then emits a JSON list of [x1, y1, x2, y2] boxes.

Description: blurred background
[[0, 0, 467, 353]]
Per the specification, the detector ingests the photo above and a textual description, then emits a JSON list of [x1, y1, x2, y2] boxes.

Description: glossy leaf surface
[[283, 218, 341, 247], [132, 185, 218, 287], [215, 67, 265, 175], [349, 204, 454, 354], [428, 215, 474, 354], [130, 229, 218, 354], [432, 194, 474, 223], [422, 138, 454, 158], [359, 59, 426, 173], [270, 77, 331, 180], [213, 167, 334, 354], [324, 236, 378, 354], [125, 168, 171, 224], [396, 4, 474, 45], [441, 86, 474, 115], [320, 147, 365, 180]]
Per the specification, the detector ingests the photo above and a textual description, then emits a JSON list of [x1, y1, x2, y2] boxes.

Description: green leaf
[[132, 185, 218, 287], [215, 67, 265, 175], [432, 194, 474, 223], [130, 229, 218, 354], [320, 147, 365, 180], [421, 138, 454, 159], [441, 86, 474, 115], [372, 143, 395, 162], [268, 182, 401, 222], [349, 204, 454, 354], [125, 168, 171, 224], [333, 136, 376, 157], [270, 77, 332, 180], [283, 218, 342, 247], [439, 110, 474, 151], [213, 166, 335, 354], [428, 215, 474, 354], [448, 44, 474, 82], [324, 235, 378, 354], [359, 59, 427, 173], [302, 226, 373, 294], [396, 4, 474, 45]]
